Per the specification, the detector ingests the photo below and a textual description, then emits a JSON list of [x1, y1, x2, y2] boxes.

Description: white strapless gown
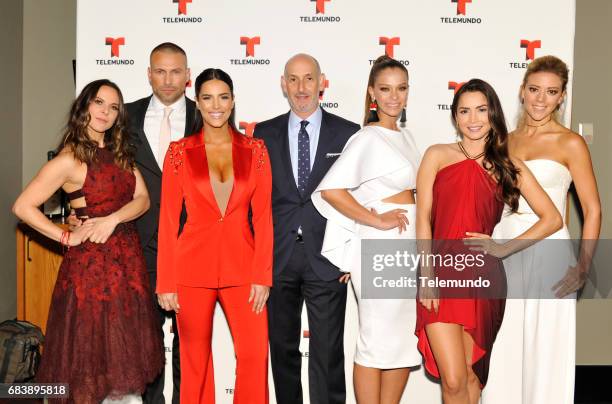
[[482, 159, 576, 404]]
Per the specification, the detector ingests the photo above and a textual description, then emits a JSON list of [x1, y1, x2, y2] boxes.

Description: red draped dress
[[415, 158, 505, 387]]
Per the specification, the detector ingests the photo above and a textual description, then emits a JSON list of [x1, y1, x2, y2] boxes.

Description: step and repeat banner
[[77, 1, 575, 402]]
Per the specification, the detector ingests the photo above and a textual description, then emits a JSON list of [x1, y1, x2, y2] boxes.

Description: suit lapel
[[224, 131, 251, 216], [133, 96, 163, 177], [184, 97, 195, 136], [306, 110, 334, 196], [186, 133, 222, 215]]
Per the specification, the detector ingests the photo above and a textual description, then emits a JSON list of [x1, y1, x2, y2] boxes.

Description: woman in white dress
[[312, 55, 421, 403], [482, 55, 601, 404]]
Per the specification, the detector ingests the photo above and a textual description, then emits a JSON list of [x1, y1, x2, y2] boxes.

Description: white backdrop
[[76, 1, 575, 402]]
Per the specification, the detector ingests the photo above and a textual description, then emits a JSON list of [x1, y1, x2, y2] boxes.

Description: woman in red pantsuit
[[415, 79, 562, 404], [156, 68, 273, 403]]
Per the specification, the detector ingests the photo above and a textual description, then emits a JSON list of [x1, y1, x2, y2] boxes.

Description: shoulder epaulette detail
[[246, 137, 266, 170], [168, 141, 185, 174]]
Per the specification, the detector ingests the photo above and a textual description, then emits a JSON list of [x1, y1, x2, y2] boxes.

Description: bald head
[[284, 53, 321, 78], [281, 53, 326, 119]]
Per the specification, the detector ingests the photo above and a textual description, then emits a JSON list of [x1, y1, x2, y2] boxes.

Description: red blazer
[[156, 129, 273, 293]]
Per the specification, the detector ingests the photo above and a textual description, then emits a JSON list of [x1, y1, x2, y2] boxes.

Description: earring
[[367, 100, 379, 123], [400, 107, 407, 124]]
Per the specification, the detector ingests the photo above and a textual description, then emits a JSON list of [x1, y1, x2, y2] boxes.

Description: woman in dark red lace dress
[[414, 79, 562, 404], [13, 79, 163, 403]]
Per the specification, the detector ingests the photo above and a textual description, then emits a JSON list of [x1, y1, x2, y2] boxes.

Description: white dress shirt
[[144, 95, 187, 167]]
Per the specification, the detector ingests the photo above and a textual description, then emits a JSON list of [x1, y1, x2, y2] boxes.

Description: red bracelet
[[60, 231, 71, 250]]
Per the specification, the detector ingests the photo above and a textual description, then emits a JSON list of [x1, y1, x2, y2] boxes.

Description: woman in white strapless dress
[[482, 56, 601, 404], [312, 56, 422, 403]]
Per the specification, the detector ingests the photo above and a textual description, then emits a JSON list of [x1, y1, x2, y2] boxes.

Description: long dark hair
[[57, 79, 133, 170], [451, 79, 520, 212], [192, 68, 239, 133], [363, 55, 409, 126]]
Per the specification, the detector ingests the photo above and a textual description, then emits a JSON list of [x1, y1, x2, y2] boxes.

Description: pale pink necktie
[[158, 106, 173, 168]]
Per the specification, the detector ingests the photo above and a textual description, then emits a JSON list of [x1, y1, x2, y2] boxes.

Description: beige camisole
[[210, 176, 234, 216]]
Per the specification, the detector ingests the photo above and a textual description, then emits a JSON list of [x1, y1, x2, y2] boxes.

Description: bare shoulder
[[422, 143, 456, 168], [507, 130, 519, 142], [558, 127, 587, 150], [423, 143, 453, 157], [426, 143, 459, 158], [54, 147, 82, 170], [510, 156, 528, 171]]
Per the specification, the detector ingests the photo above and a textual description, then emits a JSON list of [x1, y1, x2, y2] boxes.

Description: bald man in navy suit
[[254, 53, 360, 404]]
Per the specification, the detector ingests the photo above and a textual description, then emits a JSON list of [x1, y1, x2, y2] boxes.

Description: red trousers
[[176, 284, 269, 403]]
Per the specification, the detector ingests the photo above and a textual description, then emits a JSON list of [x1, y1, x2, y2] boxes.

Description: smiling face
[[196, 79, 234, 130], [521, 71, 565, 123], [368, 67, 408, 121], [87, 85, 120, 137], [281, 54, 325, 119], [148, 50, 190, 106], [455, 91, 491, 141]]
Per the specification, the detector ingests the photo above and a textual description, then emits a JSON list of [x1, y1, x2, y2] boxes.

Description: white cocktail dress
[[312, 125, 422, 368]]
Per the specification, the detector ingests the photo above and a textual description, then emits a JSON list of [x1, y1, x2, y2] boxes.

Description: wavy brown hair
[[57, 79, 134, 170], [363, 55, 409, 126], [451, 79, 521, 212]]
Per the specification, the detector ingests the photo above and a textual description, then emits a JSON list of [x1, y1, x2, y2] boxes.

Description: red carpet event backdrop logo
[[173, 0, 191, 15], [105, 37, 124, 57], [379, 36, 400, 58], [312, 0, 330, 14], [240, 36, 260, 57], [239, 122, 257, 137], [231, 36, 270, 65], [521, 39, 542, 60], [97, 36, 134, 65], [510, 39, 543, 68], [453, 0, 472, 15], [448, 81, 466, 94], [442, 0, 482, 23], [373, 37, 409, 66], [163, 0, 202, 23], [300, 0, 340, 22]]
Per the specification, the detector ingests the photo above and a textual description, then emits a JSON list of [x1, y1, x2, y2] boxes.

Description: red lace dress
[[415, 158, 506, 387], [36, 147, 164, 404]]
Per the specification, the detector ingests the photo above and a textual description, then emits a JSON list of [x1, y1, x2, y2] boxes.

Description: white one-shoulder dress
[[483, 159, 576, 404], [312, 125, 422, 368]]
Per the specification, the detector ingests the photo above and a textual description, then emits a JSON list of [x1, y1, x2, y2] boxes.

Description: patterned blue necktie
[[297, 120, 310, 195]]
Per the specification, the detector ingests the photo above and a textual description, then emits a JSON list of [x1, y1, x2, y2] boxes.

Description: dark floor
[[575, 365, 612, 403]]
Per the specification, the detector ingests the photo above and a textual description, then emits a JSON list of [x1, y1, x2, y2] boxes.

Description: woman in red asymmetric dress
[[415, 79, 563, 404], [156, 68, 273, 403], [13, 79, 163, 403]]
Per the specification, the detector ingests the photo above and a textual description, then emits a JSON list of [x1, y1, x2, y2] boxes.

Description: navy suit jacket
[[254, 109, 360, 281]]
